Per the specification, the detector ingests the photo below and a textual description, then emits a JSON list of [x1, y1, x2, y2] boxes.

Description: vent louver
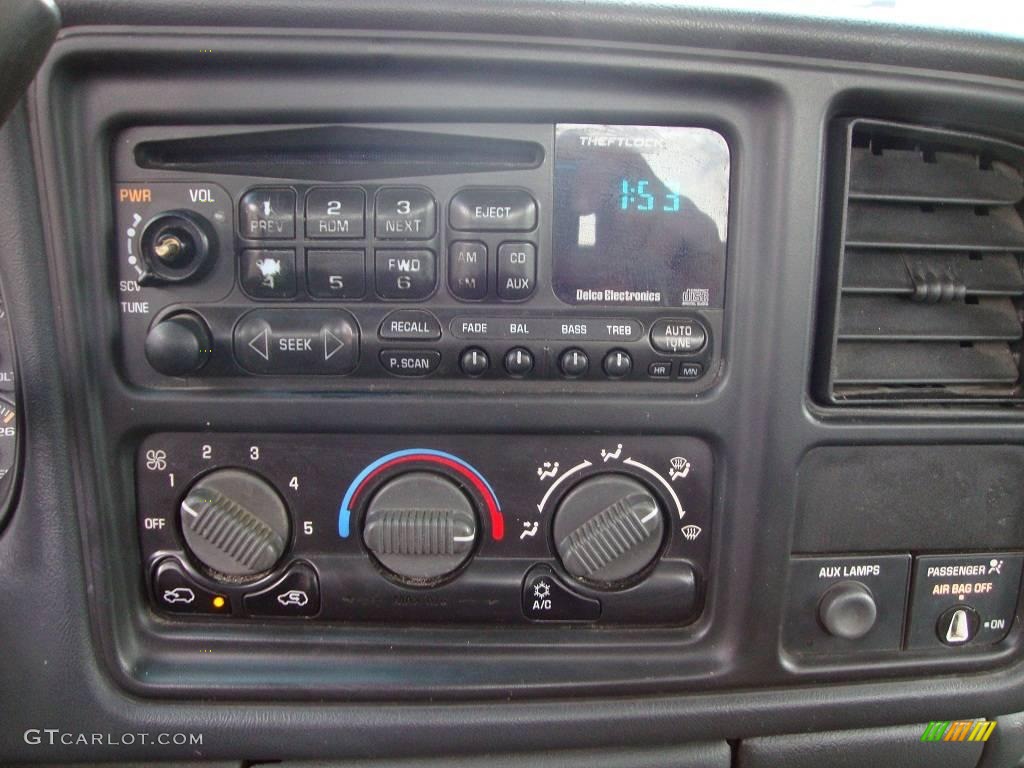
[[822, 120, 1024, 404]]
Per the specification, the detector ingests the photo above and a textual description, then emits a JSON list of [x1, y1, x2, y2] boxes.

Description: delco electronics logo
[[920, 720, 997, 742], [578, 135, 666, 150]]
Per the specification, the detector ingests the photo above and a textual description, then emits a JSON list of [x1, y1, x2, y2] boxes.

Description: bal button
[[504, 347, 534, 376]]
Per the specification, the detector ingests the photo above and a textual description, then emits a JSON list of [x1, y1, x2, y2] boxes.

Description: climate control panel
[[136, 434, 712, 624]]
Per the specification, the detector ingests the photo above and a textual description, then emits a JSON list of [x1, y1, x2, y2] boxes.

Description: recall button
[[379, 310, 442, 341], [380, 350, 441, 377], [449, 188, 538, 231]]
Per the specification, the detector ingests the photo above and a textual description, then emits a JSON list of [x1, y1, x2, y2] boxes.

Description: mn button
[[234, 309, 359, 375]]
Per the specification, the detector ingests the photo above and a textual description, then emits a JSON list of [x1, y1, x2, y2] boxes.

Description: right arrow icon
[[324, 329, 345, 361]]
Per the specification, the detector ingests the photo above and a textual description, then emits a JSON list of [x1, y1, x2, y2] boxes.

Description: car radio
[[113, 123, 730, 390]]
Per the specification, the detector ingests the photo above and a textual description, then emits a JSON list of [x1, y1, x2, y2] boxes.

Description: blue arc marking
[[337, 449, 500, 538]]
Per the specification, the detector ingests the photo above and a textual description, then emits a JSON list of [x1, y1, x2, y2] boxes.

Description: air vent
[[821, 120, 1024, 404]]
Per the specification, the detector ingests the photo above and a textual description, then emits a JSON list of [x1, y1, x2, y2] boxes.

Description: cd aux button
[[497, 242, 536, 300]]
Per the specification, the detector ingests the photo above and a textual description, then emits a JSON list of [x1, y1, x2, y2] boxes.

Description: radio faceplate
[[113, 124, 728, 390], [137, 433, 713, 625]]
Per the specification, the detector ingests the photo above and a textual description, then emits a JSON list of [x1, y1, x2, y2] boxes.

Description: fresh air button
[[380, 350, 441, 377], [243, 562, 320, 618], [306, 249, 366, 299], [306, 187, 365, 239], [375, 188, 436, 240], [239, 188, 295, 239], [497, 242, 536, 300], [379, 310, 441, 341], [650, 318, 707, 355], [375, 249, 437, 300], [449, 189, 538, 231], [240, 249, 296, 299], [234, 309, 359, 375], [449, 241, 487, 300], [153, 558, 230, 615]]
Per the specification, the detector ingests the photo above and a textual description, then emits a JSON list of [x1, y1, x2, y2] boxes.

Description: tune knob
[[553, 474, 665, 586], [180, 469, 290, 579], [362, 471, 478, 583], [145, 311, 212, 376]]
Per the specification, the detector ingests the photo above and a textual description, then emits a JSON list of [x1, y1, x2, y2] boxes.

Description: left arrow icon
[[248, 327, 270, 361]]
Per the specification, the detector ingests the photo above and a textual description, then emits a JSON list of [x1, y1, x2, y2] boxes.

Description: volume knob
[[553, 474, 665, 586], [180, 469, 290, 578]]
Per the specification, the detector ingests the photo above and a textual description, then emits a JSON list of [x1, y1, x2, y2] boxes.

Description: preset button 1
[[239, 188, 295, 239]]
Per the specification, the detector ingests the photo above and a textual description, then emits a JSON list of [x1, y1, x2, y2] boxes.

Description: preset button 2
[[306, 187, 365, 239]]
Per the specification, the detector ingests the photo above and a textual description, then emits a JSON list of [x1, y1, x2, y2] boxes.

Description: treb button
[[449, 188, 537, 231]]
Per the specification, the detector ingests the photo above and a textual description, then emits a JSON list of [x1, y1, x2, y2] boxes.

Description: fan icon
[[533, 581, 551, 600]]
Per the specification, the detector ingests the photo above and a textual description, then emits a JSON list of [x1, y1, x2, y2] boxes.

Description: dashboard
[[4, 1, 1024, 766]]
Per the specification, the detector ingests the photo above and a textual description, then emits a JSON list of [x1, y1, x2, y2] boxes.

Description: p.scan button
[[234, 309, 359, 375]]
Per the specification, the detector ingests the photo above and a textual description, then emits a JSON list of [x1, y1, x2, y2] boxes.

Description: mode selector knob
[[180, 469, 290, 579], [362, 472, 478, 583], [553, 474, 665, 586]]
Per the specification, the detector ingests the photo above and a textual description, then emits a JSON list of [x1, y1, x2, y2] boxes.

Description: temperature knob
[[362, 471, 478, 583], [180, 469, 290, 578], [553, 474, 665, 586]]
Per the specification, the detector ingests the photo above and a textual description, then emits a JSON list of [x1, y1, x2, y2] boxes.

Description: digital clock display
[[552, 124, 730, 308]]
